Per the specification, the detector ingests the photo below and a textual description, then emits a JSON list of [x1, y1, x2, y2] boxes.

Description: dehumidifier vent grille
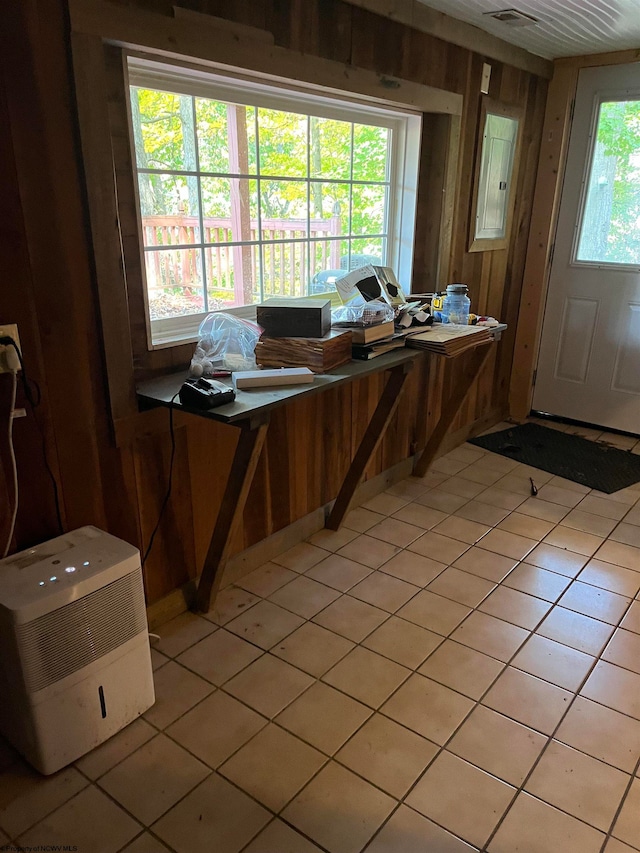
[[16, 570, 146, 694]]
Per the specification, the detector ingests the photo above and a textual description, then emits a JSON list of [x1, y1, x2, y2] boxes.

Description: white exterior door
[[533, 63, 640, 434]]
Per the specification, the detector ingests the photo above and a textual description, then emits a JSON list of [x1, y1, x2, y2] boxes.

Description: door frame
[[509, 50, 640, 422]]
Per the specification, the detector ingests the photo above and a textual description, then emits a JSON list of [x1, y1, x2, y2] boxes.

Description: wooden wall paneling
[[242, 438, 271, 549], [350, 7, 409, 79], [264, 405, 292, 533], [321, 385, 353, 505]]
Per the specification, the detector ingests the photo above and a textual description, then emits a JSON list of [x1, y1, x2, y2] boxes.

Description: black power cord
[[0, 336, 63, 533], [141, 392, 179, 567]]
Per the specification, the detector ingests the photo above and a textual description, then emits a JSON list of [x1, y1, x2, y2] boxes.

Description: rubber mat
[[469, 422, 640, 494]]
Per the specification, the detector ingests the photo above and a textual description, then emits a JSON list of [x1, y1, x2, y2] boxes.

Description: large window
[[127, 58, 421, 346]]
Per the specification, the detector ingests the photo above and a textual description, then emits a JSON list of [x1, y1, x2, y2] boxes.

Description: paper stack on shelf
[[406, 324, 492, 357], [255, 329, 352, 373]]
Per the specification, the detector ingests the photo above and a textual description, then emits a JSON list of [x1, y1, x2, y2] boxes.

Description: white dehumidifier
[[0, 526, 155, 774]]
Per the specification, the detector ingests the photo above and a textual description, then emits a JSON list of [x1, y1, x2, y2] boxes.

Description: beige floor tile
[[477, 486, 528, 511], [205, 587, 259, 626], [367, 517, 425, 547], [243, 819, 324, 852], [479, 528, 537, 561], [305, 553, 372, 591], [219, 724, 325, 812], [622, 600, 640, 633], [487, 791, 605, 853], [418, 639, 504, 699], [596, 540, 640, 571], [379, 549, 446, 586], [363, 805, 477, 852], [559, 581, 631, 624], [268, 575, 341, 619], [605, 838, 638, 853], [272, 542, 330, 572], [143, 661, 214, 729], [517, 497, 571, 523], [453, 546, 518, 582], [579, 559, 640, 598], [432, 516, 492, 545], [556, 695, 640, 773], [603, 627, 640, 674], [439, 476, 487, 499], [578, 495, 629, 521], [392, 502, 449, 530], [449, 445, 487, 464], [537, 484, 585, 508], [582, 660, 640, 719], [479, 586, 552, 630], [272, 621, 354, 676], [537, 606, 614, 656], [307, 527, 359, 552], [498, 472, 552, 495], [380, 673, 474, 744], [75, 718, 156, 780], [397, 590, 471, 636], [497, 512, 555, 540], [0, 763, 86, 839], [432, 455, 471, 476], [450, 611, 528, 662], [98, 735, 209, 826], [427, 566, 495, 607], [312, 595, 389, 642], [525, 543, 589, 577], [153, 612, 216, 658], [336, 714, 438, 797], [512, 634, 595, 691], [385, 478, 429, 499], [120, 832, 172, 853], [224, 654, 313, 718], [150, 648, 169, 671], [235, 562, 298, 598], [343, 507, 386, 533], [483, 667, 572, 734], [406, 751, 515, 848], [458, 466, 504, 486], [336, 535, 401, 569], [362, 492, 410, 516], [562, 509, 618, 538], [611, 522, 640, 549], [17, 786, 140, 853], [543, 526, 605, 557], [407, 531, 469, 564], [525, 740, 629, 831], [477, 454, 520, 474], [167, 691, 266, 769], [455, 500, 510, 527], [225, 600, 305, 649], [362, 616, 442, 669], [594, 485, 639, 504], [276, 682, 372, 755], [152, 772, 270, 853], [414, 470, 449, 488], [282, 762, 395, 853], [503, 563, 572, 602], [415, 488, 469, 513], [177, 628, 262, 685], [349, 571, 421, 612], [546, 475, 591, 494], [449, 704, 546, 786], [322, 646, 411, 708], [613, 778, 640, 848]]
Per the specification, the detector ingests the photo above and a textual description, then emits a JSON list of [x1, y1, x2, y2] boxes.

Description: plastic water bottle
[[441, 284, 470, 325]]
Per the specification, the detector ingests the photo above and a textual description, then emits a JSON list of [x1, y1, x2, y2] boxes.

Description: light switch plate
[[0, 324, 21, 373], [481, 63, 492, 95]]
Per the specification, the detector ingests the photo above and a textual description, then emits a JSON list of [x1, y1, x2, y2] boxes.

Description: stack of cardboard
[[406, 324, 492, 357], [255, 329, 352, 373]]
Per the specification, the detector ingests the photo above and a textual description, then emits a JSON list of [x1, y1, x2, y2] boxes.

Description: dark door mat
[[469, 422, 640, 494]]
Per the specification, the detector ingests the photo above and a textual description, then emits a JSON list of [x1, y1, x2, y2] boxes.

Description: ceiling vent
[[484, 8, 539, 27]]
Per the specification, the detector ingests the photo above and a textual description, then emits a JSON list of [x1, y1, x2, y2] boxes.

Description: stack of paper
[[406, 324, 492, 357]]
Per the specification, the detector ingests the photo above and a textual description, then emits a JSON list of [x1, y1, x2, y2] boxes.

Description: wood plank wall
[[0, 0, 547, 603]]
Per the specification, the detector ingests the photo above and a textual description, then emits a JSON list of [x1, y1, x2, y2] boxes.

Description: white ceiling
[[416, 0, 640, 59]]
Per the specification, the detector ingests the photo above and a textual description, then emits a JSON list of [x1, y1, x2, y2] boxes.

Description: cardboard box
[[257, 298, 331, 338]]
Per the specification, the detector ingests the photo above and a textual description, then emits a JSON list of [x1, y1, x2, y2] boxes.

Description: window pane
[[309, 182, 350, 234], [310, 238, 348, 294], [196, 100, 257, 174], [139, 174, 200, 246], [577, 100, 640, 265], [352, 124, 389, 182], [131, 88, 196, 173], [262, 242, 308, 299], [145, 248, 204, 319], [260, 181, 308, 239], [350, 237, 384, 267], [310, 117, 351, 180], [258, 108, 308, 177], [206, 244, 258, 309], [201, 178, 259, 243], [351, 184, 387, 235]]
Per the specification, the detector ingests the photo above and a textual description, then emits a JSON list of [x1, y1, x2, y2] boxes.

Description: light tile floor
[[3, 424, 640, 851]]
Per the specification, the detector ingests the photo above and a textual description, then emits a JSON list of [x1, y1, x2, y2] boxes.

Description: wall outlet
[[0, 324, 21, 373]]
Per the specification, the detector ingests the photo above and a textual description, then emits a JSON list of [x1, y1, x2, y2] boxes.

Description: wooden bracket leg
[[413, 344, 492, 479], [195, 415, 270, 613], [326, 362, 413, 531]]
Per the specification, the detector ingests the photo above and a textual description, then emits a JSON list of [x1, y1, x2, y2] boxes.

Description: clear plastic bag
[[331, 301, 394, 327], [189, 313, 262, 375]]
